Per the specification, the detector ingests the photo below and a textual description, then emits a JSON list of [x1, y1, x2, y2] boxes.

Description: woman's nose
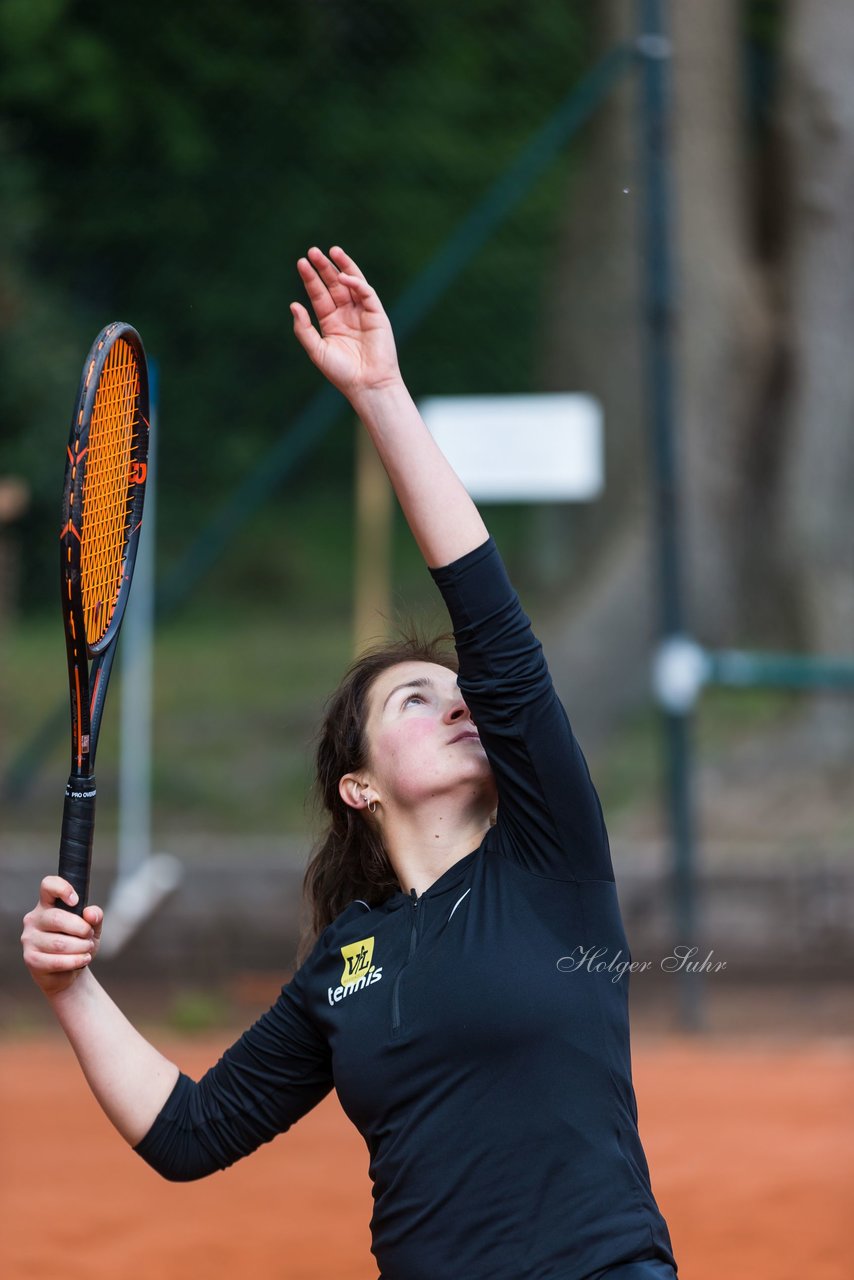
[[445, 698, 471, 723]]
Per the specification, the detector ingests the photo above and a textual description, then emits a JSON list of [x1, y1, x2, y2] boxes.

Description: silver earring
[[368, 798, 377, 814]]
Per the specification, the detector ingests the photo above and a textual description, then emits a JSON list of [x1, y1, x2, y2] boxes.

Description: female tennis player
[[22, 245, 679, 1280]]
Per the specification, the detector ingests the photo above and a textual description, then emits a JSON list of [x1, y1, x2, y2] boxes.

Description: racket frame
[[58, 321, 150, 912]]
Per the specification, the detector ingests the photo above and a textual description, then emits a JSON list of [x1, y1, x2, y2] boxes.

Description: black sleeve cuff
[[429, 537, 518, 634]]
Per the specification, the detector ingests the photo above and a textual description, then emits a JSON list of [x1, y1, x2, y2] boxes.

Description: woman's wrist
[[45, 963, 95, 1008], [348, 374, 411, 423]]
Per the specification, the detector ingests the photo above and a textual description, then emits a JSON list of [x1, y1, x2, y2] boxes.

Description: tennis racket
[[57, 321, 150, 915]]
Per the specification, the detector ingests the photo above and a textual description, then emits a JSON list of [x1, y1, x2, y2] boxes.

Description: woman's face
[[359, 660, 497, 813]]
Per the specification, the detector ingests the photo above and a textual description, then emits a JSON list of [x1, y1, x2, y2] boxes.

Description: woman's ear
[[339, 774, 374, 811]]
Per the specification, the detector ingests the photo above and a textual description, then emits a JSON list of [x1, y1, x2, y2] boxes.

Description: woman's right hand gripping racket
[[58, 322, 150, 915]]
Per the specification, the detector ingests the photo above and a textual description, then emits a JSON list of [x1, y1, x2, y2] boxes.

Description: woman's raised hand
[[293, 243, 487, 567], [21, 877, 103, 998], [290, 247, 402, 400]]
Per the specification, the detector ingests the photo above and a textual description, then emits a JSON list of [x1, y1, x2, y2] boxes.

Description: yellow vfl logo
[[328, 936, 383, 1006], [341, 936, 375, 986]]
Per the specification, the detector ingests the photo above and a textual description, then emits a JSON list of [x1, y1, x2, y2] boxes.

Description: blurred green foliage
[[167, 987, 231, 1033], [2, 609, 804, 841], [0, 0, 593, 614]]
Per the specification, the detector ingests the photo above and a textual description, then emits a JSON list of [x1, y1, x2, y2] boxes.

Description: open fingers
[[305, 244, 344, 286], [296, 253, 338, 320], [289, 300, 325, 365], [305, 245, 372, 308], [304, 246, 349, 297], [329, 245, 367, 281], [335, 272, 380, 307], [297, 247, 376, 321]]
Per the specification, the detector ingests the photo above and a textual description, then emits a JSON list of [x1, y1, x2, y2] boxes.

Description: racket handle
[[56, 776, 97, 915]]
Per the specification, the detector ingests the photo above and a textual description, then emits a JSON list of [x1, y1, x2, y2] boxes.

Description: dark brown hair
[[297, 631, 458, 964]]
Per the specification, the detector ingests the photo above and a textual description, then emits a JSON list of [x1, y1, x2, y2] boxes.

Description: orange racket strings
[[80, 338, 140, 646]]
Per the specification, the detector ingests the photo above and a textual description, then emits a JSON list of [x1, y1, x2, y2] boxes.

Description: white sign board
[[419, 393, 603, 502]]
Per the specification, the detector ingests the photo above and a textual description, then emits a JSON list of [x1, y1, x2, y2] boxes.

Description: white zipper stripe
[[448, 888, 471, 921]]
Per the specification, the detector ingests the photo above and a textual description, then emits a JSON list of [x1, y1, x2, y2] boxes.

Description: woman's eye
[[402, 693, 425, 708]]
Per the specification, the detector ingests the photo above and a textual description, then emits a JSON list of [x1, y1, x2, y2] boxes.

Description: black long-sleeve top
[[135, 537, 678, 1280]]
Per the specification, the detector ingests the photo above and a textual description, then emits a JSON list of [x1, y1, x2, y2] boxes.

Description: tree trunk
[[537, 2, 650, 750], [668, 0, 775, 645], [538, 1, 644, 571], [778, 0, 854, 660]]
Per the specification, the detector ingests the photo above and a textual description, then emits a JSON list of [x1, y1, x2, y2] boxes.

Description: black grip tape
[[56, 777, 97, 916]]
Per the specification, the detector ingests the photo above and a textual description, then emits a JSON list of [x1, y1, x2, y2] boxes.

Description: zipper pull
[[406, 887, 420, 955]]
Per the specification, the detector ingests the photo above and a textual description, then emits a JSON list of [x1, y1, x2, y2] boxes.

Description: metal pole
[[353, 420, 393, 654], [117, 359, 158, 880], [636, 0, 703, 1031], [102, 359, 181, 960]]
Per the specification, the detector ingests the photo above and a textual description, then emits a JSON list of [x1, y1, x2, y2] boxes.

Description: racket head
[[60, 322, 150, 659]]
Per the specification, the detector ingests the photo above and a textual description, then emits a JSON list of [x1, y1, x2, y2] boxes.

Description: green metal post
[[636, 0, 702, 1031]]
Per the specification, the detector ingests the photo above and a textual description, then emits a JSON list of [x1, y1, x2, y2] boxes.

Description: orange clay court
[[1, 1024, 851, 1280]]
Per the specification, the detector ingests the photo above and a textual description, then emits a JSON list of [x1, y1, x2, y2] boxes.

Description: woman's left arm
[[290, 246, 487, 569]]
